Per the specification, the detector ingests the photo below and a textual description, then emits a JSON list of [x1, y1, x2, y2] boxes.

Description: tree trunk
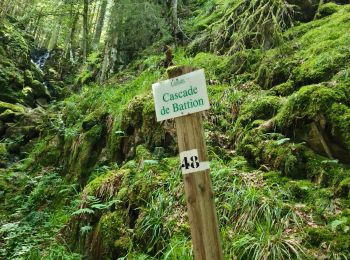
[[99, 41, 110, 83], [82, 0, 89, 62], [93, 0, 108, 47], [64, 11, 79, 61], [167, 0, 179, 41], [172, 0, 178, 35]]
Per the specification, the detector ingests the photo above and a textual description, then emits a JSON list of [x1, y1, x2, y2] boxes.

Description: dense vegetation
[[0, 0, 350, 259]]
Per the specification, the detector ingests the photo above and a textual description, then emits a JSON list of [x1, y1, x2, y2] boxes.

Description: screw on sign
[[152, 66, 223, 260]]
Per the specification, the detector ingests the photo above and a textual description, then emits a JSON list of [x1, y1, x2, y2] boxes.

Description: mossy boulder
[[65, 124, 105, 186], [305, 227, 350, 255], [336, 177, 350, 197], [256, 45, 296, 89], [0, 17, 53, 108], [316, 3, 340, 19], [275, 83, 350, 163], [31, 80, 51, 99], [0, 102, 25, 124], [84, 169, 126, 200], [284, 179, 315, 201], [237, 129, 307, 178], [0, 17, 29, 66], [82, 109, 108, 131], [0, 101, 25, 114], [91, 211, 130, 259], [257, 6, 350, 89], [120, 94, 176, 160], [234, 95, 283, 130]]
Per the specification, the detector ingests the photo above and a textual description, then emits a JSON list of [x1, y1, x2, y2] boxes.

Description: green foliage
[[137, 193, 175, 253], [0, 170, 80, 259], [233, 222, 304, 260], [190, 0, 294, 54]]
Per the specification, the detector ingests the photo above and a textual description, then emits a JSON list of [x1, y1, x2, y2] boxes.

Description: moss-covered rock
[[0, 101, 25, 114], [284, 179, 315, 201], [305, 227, 350, 256], [316, 2, 340, 19], [237, 128, 307, 178], [234, 95, 283, 130], [275, 83, 350, 163], [65, 124, 105, 186], [91, 211, 130, 259], [337, 177, 350, 197], [84, 169, 127, 200], [120, 94, 176, 160]]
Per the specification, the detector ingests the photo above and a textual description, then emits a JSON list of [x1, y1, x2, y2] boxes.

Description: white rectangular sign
[[180, 149, 210, 175], [152, 69, 210, 121]]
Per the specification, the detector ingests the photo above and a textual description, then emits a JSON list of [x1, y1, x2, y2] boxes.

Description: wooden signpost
[[152, 66, 223, 260]]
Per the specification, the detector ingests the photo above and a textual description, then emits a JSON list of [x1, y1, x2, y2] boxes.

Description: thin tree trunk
[[64, 11, 79, 60], [93, 0, 108, 47], [82, 0, 89, 62], [89, 0, 99, 33], [172, 0, 178, 35], [99, 41, 110, 83]]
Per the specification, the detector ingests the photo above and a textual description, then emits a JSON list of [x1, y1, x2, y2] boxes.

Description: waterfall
[[31, 50, 50, 69]]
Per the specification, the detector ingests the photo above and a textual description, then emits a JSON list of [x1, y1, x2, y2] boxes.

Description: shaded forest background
[[0, 0, 350, 259]]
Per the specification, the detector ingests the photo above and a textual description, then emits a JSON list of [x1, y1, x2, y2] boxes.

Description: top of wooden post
[[167, 65, 196, 79]]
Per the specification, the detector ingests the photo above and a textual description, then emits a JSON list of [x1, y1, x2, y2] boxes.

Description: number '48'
[[182, 156, 200, 170]]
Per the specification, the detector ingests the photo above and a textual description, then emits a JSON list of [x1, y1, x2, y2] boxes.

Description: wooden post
[[168, 66, 223, 260]]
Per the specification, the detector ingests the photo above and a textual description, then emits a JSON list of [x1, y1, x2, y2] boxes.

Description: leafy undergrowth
[[1, 148, 349, 259]]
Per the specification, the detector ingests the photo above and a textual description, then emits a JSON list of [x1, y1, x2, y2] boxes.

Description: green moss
[[316, 3, 340, 19], [0, 143, 7, 156], [84, 169, 126, 199], [292, 7, 350, 86], [275, 84, 349, 129], [256, 6, 350, 89], [284, 180, 315, 201], [237, 128, 307, 178], [95, 211, 130, 258], [65, 124, 104, 185], [0, 101, 25, 113], [120, 93, 173, 155], [337, 177, 350, 197], [136, 145, 152, 161], [31, 80, 51, 98], [305, 227, 350, 254], [305, 227, 333, 247], [116, 187, 128, 201], [256, 45, 296, 89], [263, 171, 290, 186], [327, 103, 350, 152], [304, 149, 350, 186], [267, 80, 295, 97], [81, 108, 108, 131], [141, 97, 165, 148], [191, 50, 261, 83], [234, 95, 283, 129]]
